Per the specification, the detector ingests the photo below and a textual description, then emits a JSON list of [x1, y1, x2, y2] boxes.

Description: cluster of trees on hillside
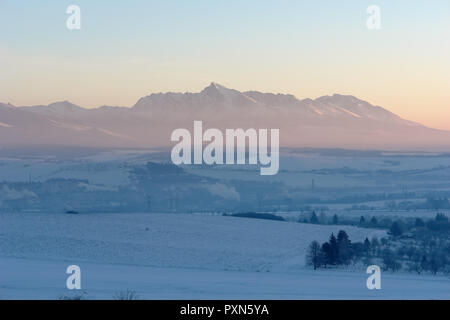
[[302, 211, 398, 228], [302, 211, 450, 236], [388, 213, 450, 236], [306, 231, 356, 270], [306, 217, 450, 275]]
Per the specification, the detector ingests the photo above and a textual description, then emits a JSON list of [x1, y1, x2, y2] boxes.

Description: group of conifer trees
[[306, 230, 354, 270]]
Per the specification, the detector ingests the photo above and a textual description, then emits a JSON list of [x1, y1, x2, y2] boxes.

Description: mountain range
[[1, 82, 449, 150]]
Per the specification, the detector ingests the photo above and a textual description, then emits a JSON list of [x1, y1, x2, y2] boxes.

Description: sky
[[1, 0, 449, 130]]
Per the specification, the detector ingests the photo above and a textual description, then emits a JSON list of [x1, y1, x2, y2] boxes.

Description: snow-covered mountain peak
[[1, 83, 445, 149], [201, 82, 241, 97]]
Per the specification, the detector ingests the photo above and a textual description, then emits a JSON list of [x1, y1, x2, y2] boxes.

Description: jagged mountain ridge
[[0, 83, 448, 149]]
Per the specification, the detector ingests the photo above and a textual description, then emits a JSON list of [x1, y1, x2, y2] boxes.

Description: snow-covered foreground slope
[[1, 212, 448, 299], [0, 212, 384, 272], [2, 256, 449, 300]]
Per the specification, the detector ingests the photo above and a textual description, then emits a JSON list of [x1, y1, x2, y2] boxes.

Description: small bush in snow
[[113, 289, 139, 300]]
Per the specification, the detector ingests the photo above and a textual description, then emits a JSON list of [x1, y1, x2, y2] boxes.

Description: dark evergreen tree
[[332, 214, 339, 225], [337, 230, 353, 264], [328, 233, 339, 265], [359, 216, 366, 225], [363, 237, 371, 253], [310, 211, 319, 224], [370, 216, 378, 226], [390, 221, 403, 236], [321, 242, 332, 267]]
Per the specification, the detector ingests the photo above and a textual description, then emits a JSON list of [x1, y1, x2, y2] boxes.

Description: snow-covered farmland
[[1, 212, 449, 300], [0, 212, 385, 272]]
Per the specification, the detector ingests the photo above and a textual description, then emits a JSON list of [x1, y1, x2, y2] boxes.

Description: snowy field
[[1, 212, 449, 299], [2, 256, 449, 300], [0, 212, 385, 272]]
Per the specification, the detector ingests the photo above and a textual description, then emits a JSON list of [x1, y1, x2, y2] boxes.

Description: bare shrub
[[113, 289, 139, 300]]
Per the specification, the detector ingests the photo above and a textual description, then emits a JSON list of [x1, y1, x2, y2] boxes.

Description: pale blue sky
[[1, 1, 449, 128]]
